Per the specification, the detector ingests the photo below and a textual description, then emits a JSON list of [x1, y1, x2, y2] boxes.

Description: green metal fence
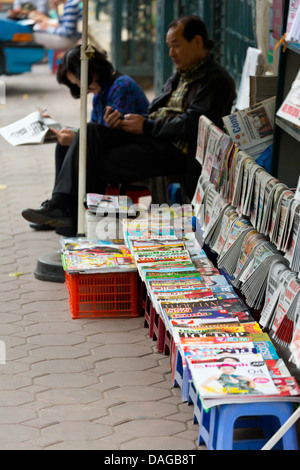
[[110, 0, 155, 77], [106, 0, 257, 95]]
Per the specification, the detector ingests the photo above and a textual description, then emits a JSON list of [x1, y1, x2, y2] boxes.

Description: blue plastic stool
[[188, 381, 211, 447], [168, 183, 183, 205], [207, 402, 299, 450], [173, 347, 190, 402]]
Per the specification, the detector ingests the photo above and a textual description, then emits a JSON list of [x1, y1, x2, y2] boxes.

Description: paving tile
[[0, 375, 32, 390], [120, 436, 198, 450], [88, 332, 147, 344], [40, 421, 113, 441], [114, 418, 187, 437], [34, 373, 99, 389], [27, 333, 86, 346], [36, 388, 104, 405], [0, 407, 37, 424], [29, 346, 91, 360], [109, 401, 179, 420], [94, 356, 159, 372], [101, 370, 165, 386], [0, 390, 34, 406], [92, 343, 153, 358], [0, 424, 40, 443], [31, 359, 96, 374], [107, 385, 171, 402], [39, 403, 108, 422], [45, 439, 119, 450]]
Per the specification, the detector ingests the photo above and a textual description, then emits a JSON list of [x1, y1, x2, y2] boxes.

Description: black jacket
[[142, 54, 236, 198], [144, 54, 236, 149]]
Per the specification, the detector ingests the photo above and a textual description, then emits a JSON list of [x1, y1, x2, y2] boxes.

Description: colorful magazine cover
[[187, 353, 279, 398], [61, 250, 136, 273], [172, 327, 253, 347]]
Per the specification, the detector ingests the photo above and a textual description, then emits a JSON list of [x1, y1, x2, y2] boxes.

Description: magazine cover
[[273, 377, 300, 396], [149, 281, 206, 292], [61, 250, 136, 273], [182, 345, 258, 360], [130, 239, 186, 252], [187, 353, 279, 398], [173, 328, 253, 347], [162, 297, 249, 315], [155, 291, 238, 302]]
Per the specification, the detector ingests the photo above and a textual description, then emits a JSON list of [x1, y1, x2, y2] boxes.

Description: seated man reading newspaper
[[22, 15, 236, 236]]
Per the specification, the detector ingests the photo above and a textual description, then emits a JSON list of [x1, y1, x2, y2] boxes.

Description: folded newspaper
[[222, 97, 275, 159], [0, 111, 65, 146]]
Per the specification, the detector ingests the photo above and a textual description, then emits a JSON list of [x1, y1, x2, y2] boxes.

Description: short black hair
[[168, 15, 214, 50], [56, 45, 115, 99]]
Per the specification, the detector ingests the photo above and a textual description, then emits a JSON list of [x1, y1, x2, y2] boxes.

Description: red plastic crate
[[65, 271, 139, 319]]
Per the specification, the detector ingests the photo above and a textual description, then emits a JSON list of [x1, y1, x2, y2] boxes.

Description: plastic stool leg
[[173, 347, 183, 389], [212, 402, 299, 450]]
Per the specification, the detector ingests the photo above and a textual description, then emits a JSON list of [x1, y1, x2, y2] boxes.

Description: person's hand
[[104, 106, 123, 129], [7, 7, 21, 18], [120, 114, 145, 134], [50, 128, 76, 146]]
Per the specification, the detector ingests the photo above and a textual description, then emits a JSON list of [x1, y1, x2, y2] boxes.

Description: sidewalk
[[0, 58, 201, 450]]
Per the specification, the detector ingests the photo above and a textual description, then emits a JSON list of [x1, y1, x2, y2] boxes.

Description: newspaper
[[222, 97, 276, 159], [0, 111, 65, 146], [276, 68, 300, 129], [285, 0, 300, 44]]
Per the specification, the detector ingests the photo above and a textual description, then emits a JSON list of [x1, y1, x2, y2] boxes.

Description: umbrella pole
[[77, 0, 89, 236]]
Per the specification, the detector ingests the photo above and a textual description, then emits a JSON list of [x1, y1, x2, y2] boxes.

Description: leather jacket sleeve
[[143, 57, 236, 145]]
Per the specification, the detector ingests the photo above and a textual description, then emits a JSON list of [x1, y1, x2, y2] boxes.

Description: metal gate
[[110, 0, 155, 77], [106, 0, 257, 94]]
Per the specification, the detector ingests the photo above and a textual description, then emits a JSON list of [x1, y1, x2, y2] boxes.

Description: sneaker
[[22, 199, 72, 228]]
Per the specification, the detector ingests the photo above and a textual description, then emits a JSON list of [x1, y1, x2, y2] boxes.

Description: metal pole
[[77, 0, 89, 236], [261, 406, 300, 450]]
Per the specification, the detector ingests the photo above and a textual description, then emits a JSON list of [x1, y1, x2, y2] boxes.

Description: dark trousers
[[53, 123, 187, 202]]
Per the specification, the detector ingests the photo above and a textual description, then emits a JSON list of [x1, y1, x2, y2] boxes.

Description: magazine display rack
[[189, 109, 300, 448], [119, 193, 300, 449], [272, 0, 300, 188]]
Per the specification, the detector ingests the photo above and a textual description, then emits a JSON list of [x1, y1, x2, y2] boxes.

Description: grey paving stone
[[40, 421, 113, 441], [120, 436, 199, 450], [0, 424, 40, 443], [39, 403, 108, 422], [101, 370, 165, 386], [36, 388, 104, 405], [109, 401, 179, 420], [107, 385, 171, 402], [27, 333, 86, 347], [0, 406, 37, 424], [114, 418, 187, 437], [34, 373, 99, 389]]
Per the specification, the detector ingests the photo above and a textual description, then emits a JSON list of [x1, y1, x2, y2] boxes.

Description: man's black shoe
[[29, 222, 56, 231], [22, 199, 72, 228]]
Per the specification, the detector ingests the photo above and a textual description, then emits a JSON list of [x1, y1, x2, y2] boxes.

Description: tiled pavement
[[0, 65, 202, 450]]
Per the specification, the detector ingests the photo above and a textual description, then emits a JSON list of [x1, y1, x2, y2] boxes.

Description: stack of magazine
[[60, 238, 136, 274], [122, 214, 300, 411]]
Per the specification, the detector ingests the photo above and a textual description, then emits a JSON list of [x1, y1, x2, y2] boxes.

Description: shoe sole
[[29, 223, 56, 231], [22, 209, 72, 228]]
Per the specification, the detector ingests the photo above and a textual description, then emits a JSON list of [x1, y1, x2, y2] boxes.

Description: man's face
[[166, 23, 206, 71]]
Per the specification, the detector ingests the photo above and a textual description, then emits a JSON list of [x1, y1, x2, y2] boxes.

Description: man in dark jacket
[[22, 15, 236, 233]]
